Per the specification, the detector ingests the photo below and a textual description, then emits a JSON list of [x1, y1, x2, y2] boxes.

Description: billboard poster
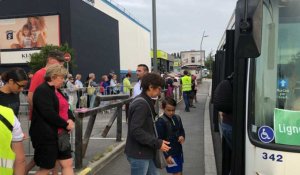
[[0, 15, 60, 64]]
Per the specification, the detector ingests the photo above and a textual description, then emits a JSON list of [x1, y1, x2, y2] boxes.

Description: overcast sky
[[112, 0, 237, 55]]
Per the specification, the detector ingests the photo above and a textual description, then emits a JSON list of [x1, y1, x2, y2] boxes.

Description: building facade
[[180, 50, 205, 79], [151, 50, 169, 73], [0, 0, 150, 81], [180, 50, 205, 67]]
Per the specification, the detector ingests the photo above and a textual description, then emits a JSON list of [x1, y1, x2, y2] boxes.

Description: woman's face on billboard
[[28, 17, 37, 25]]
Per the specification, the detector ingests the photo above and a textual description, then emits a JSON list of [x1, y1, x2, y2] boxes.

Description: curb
[[204, 81, 217, 175], [77, 141, 126, 175]]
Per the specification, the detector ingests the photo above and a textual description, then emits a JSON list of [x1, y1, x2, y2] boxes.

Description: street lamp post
[[200, 30, 208, 51], [152, 0, 158, 72], [200, 31, 208, 66]]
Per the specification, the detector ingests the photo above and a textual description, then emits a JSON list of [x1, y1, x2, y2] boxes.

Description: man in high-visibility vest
[[0, 105, 25, 175], [181, 70, 192, 112]]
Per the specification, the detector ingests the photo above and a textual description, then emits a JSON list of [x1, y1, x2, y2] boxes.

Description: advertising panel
[[0, 15, 60, 64]]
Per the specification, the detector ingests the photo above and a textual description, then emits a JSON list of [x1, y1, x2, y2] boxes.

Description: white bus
[[211, 0, 300, 175]]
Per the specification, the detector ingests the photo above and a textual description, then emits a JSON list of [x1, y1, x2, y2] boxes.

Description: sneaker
[[185, 109, 190, 112], [190, 105, 196, 108]]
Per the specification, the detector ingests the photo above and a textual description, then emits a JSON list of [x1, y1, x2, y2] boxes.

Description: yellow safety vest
[[181, 75, 192, 92], [0, 105, 15, 175]]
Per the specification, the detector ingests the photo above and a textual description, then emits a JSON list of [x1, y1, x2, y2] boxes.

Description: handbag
[[154, 148, 168, 169], [87, 80, 96, 95], [132, 97, 168, 169], [58, 130, 71, 152], [87, 86, 95, 95]]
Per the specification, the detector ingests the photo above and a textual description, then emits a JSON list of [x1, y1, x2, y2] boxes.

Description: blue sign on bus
[[258, 126, 274, 143], [278, 79, 288, 89]]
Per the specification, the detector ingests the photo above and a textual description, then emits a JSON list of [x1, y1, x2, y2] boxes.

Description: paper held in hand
[[167, 158, 178, 168]]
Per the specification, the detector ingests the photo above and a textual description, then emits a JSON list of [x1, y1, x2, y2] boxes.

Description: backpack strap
[[0, 114, 13, 132]]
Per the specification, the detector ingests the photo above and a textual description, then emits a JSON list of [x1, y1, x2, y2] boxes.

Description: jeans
[[89, 94, 96, 108], [127, 156, 160, 175], [221, 123, 232, 150], [183, 91, 190, 110]]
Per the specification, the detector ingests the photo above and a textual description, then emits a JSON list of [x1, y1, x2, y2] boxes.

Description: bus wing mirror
[[235, 0, 263, 58]]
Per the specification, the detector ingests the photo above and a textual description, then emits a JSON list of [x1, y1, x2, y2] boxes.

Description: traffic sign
[[64, 52, 71, 62]]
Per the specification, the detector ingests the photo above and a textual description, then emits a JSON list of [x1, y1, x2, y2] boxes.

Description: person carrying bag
[[125, 73, 170, 175], [134, 97, 168, 169]]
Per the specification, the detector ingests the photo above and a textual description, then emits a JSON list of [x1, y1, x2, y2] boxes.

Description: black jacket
[[29, 82, 75, 145], [125, 93, 163, 159], [156, 114, 185, 157]]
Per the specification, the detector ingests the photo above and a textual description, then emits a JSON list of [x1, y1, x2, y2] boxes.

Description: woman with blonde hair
[[30, 64, 75, 175]]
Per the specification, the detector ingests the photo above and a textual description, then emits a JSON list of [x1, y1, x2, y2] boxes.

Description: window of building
[[191, 57, 195, 63]]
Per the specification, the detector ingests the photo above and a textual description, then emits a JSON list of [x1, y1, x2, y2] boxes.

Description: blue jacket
[[156, 114, 185, 158]]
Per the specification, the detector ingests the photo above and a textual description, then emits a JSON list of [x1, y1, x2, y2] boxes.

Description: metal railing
[[18, 84, 183, 169], [74, 94, 131, 169]]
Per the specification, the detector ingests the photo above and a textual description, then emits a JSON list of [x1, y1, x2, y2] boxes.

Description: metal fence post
[[75, 115, 83, 169], [116, 106, 122, 141]]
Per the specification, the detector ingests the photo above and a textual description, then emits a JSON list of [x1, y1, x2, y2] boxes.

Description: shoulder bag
[[87, 80, 96, 95]]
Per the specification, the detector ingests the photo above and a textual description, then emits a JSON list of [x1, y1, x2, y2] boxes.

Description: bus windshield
[[250, 0, 300, 147]]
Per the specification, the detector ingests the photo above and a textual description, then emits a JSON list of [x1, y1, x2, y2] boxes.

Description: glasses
[[14, 81, 26, 89]]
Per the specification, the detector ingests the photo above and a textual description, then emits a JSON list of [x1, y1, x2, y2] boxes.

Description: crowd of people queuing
[[0, 48, 200, 174]]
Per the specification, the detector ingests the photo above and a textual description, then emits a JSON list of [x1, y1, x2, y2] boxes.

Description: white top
[[22, 36, 32, 48], [12, 116, 24, 142], [110, 79, 117, 87], [133, 80, 142, 98], [66, 81, 78, 96], [75, 80, 83, 88]]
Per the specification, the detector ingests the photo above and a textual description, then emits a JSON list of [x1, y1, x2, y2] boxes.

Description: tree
[[28, 43, 75, 73], [205, 51, 214, 71]]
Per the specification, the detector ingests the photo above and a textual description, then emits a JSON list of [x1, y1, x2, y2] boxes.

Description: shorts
[[34, 143, 72, 169], [166, 154, 184, 173]]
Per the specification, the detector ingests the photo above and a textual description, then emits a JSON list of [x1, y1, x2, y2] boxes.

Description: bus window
[[249, 0, 300, 147]]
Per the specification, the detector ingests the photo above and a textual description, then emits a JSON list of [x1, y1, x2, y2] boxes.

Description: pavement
[[18, 79, 216, 175], [96, 79, 216, 175]]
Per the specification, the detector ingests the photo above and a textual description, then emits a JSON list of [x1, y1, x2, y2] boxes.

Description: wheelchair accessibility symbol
[[258, 126, 274, 143]]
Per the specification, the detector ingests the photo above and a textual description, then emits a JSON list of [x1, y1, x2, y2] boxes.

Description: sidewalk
[[97, 79, 215, 175]]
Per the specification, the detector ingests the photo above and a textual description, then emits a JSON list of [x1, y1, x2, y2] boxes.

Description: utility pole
[[152, 0, 158, 72], [200, 30, 208, 51]]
